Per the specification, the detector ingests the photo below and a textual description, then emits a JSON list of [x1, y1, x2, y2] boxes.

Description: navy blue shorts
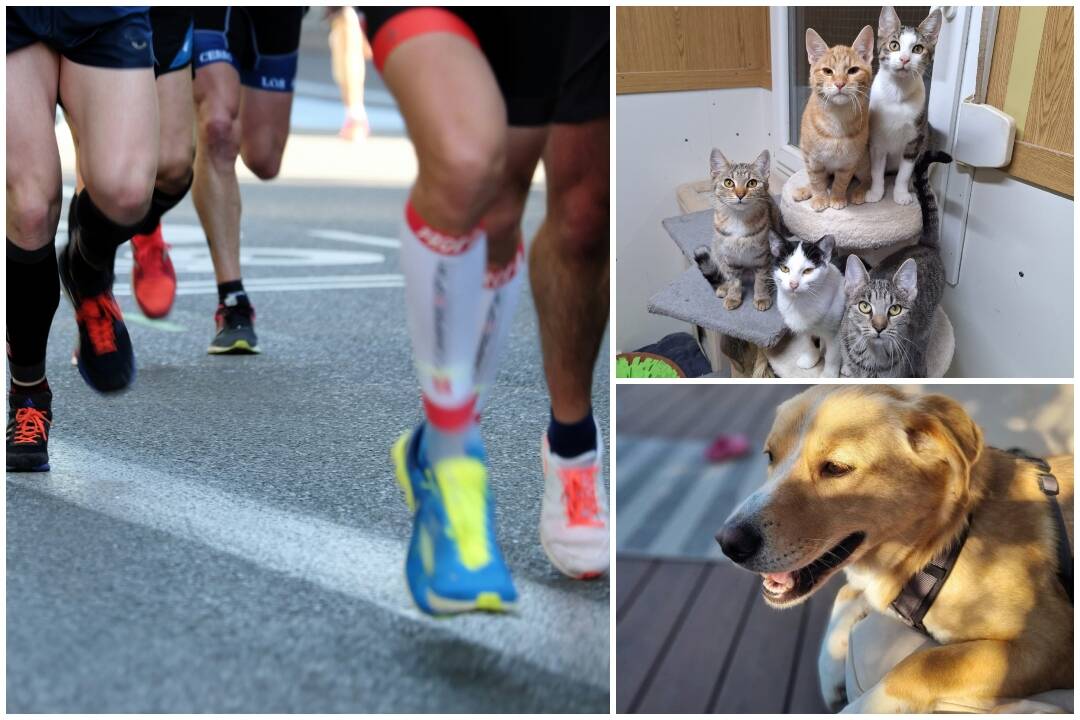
[[192, 7, 303, 93], [150, 7, 193, 78], [6, 7, 153, 68]]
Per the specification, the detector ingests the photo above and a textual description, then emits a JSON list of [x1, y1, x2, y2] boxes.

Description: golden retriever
[[717, 385, 1073, 713]]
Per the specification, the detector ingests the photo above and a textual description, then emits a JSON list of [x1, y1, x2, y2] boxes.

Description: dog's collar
[[890, 450, 1074, 634]]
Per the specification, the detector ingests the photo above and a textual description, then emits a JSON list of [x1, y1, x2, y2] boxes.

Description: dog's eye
[[764, 449, 774, 464], [821, 461, 853, 477]]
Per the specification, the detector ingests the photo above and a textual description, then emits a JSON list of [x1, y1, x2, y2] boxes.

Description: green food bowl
[[616, 352, 686, 379]]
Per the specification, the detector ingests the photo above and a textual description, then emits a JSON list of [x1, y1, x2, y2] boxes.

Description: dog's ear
[[908, 394, 984, 468]]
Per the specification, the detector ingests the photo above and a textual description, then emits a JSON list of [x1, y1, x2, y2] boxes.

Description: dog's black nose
[[717, 522, 762, 563]]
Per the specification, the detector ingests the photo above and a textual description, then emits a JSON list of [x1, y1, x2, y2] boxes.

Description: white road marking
[[9, 441, 609, 689], [307, 229, 401, 249], [113, 275, 404, 297]]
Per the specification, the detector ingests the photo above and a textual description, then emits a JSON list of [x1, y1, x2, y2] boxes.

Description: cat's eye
[[802, 268, 813, 275], [821, 460, 853, 478], [779, 265, 789, 274], [747, 179, 758, 188], [889, 40, 900, 50], [822, 67, 833, 75], [912, 44, 924, 53], [723, 178, 735, 188], [858, 301, 872, 314], [888, 304, 902, 316], [847, 67, 858, 75]]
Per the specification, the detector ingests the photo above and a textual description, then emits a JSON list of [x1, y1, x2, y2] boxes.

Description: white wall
[[943, 169, 1073, 377], [615, 87, 774, 353]]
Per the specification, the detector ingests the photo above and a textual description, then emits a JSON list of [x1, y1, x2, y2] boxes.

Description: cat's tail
[[913, 150, 952, 247], [693, 246, 724, 288]]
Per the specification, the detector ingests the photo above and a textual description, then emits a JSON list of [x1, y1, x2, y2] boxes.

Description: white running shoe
[[539, 425, 609, 579]]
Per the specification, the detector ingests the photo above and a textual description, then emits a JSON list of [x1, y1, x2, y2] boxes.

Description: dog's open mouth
[[760, 531, 865, 606]]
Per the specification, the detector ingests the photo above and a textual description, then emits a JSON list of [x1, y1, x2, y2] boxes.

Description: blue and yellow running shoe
[[391, 424, 518, 615]]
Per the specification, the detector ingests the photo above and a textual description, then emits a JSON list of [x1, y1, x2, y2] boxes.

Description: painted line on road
[[125, 314, 187, 333], [307, 229, 401, 249], [9, 441, 608, 690], [112, 275, 405, 298]]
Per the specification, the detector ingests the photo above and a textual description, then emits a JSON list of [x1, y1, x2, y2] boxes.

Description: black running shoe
[[59, 231, 136, 393], [208, 301, 260, 354], [7, 390, 52, 472]]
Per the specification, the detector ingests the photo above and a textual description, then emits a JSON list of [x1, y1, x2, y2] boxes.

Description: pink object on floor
[[705, 433, 751, 462]]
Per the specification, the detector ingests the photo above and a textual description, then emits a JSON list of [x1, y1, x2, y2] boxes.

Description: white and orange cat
[[793, 26, 875, 212]]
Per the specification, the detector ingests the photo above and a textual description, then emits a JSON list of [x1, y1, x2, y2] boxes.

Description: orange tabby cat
[[793, 26, 875, 212]]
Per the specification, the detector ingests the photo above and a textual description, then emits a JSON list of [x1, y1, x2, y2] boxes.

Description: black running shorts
[[191, 7, 304, 92], [6, 7, 153, 68], [150, 7, 193, 77]]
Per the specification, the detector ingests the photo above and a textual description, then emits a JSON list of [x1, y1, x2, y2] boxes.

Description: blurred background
[[616, 384, 1072, 713], [8, 10, 606, 714]]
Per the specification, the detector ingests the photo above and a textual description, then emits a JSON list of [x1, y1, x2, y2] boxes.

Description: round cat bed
[[780, 170, 922, 250], [765, 305, 954, 378]]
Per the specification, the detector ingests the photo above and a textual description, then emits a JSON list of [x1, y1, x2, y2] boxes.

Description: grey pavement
[[7, 178, 610, 711]]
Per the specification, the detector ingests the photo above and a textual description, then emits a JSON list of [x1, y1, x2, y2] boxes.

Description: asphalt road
[[7, 173, 610, 711]]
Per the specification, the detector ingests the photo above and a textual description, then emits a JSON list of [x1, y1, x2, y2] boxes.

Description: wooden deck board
[[618, 555, 845, 714]]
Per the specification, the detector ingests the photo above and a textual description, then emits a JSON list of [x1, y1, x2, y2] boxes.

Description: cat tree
[[648, 170, 955, 378]]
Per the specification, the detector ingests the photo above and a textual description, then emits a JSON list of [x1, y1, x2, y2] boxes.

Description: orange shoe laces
[[12, 406, 49, 444], [560, 466, 603, 527], [77, 295, 122, 354]]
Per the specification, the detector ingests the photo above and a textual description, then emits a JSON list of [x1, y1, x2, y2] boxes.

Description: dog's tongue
[[762, 571, 795, 594]]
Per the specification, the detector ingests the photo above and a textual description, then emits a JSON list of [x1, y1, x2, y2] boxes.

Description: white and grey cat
[[770, 234, 845, 376], [840, 152, 951, 377], [693, 149, 786, 311], [865, 6, 942, 205]]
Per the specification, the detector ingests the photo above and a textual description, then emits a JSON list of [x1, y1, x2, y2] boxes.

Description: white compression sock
[[474, 242, 525, 417], [400, 200, 485, 462]]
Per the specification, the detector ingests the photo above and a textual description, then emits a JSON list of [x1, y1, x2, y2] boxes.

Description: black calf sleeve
[[72, 190, 143, 269], [6, 238, 60, 384], [133, 173, 194, 235]]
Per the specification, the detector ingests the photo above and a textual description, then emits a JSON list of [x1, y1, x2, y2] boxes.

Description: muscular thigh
[[156, 68, 195, 169], [543, 118, 609, 249], [238, 86, 292, 168]]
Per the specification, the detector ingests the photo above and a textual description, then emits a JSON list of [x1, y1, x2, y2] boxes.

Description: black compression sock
[[133, 174, 193, 235], [10, 377, 50, 397], [217, 280, 250, 306], [547, 408, 598, 458], [72, 189, 142, 269], [7, 238, 60, 386]]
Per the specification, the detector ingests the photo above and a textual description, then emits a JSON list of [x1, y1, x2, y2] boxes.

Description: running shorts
[[6, 7, 153, 68], [191, 7, 304, 93]]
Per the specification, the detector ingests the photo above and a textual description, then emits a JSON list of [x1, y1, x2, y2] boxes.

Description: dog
[[716, 385, 1073, 713]]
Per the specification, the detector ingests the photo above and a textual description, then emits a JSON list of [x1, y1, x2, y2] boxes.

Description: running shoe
[[539, 425, 609, 579], [59, 232, 136, 393], [7, 389, 52, 472], [208, 300, 260, 354], [391, 423, 517, 615], [131, 222, 177, 319]]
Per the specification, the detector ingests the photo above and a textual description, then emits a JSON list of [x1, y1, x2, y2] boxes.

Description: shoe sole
[[391, 431, 515, 616], [540, 531, 608, 581], [6, 460, 50, 472], [207, 340, 261, 355]]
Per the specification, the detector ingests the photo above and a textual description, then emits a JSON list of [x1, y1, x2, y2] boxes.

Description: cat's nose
[[835, 81, 846, 90], [900, 55, 910, 64], [788, 281, 798, 290], [735, 189, 746, 199], [872, 315, 888, 332]]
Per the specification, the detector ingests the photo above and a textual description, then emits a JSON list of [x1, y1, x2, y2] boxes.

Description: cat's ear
[[710, 148, 730, 178], [816, 234, 835, 261], [892, 258, 919, 303], [769, 234, 785, 258], [852, 25, 876, 65], [806, 28, 829, 65], [752, 149, 770, 178], [878, 6, 901, 40], [844, 254, 869, 293], [918, 9, 943, 46]]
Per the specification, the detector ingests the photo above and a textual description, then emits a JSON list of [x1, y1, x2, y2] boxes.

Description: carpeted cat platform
[[780, 170, 922, 250], [649, 210, 788, 348], [765, 306, 955, 378]]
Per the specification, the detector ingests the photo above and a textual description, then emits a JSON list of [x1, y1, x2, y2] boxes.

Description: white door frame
[[768, 6, 986, 284]]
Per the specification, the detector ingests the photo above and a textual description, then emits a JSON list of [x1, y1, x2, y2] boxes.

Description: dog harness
[[891, 451, 1073, 633]]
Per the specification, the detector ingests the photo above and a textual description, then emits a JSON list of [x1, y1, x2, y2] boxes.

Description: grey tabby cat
[[693, 149, 786, 311], [839, 151, 951, 377]]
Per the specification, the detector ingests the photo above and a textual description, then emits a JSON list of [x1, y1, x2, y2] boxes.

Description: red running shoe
[[131, 222, 176, 318]]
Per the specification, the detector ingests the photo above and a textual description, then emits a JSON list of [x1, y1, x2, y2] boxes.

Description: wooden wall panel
[[985, 6, 1073, 197], [616, 7, 771, 94]]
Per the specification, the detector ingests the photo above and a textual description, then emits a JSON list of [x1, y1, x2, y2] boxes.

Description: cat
[[839, 152, 952, 377], [865, 6, 943, 205], [693, 148, 785, 311], [793, 25, 875, 212], [770, 234, 845, 376]]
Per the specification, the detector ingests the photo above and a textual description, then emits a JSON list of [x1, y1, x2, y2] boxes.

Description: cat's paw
[[810, 194, 830, 212], [724, 294, 744, 310], [754, 296, 772, 311], [714, 286, 727, 298], [829, 196, 848, 210], [850, 187, 866, 205], [893, 188, 913, 205], [864, 183, 884, 203], [792, 186, 812, 202], [797, 353, 820, 369]]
